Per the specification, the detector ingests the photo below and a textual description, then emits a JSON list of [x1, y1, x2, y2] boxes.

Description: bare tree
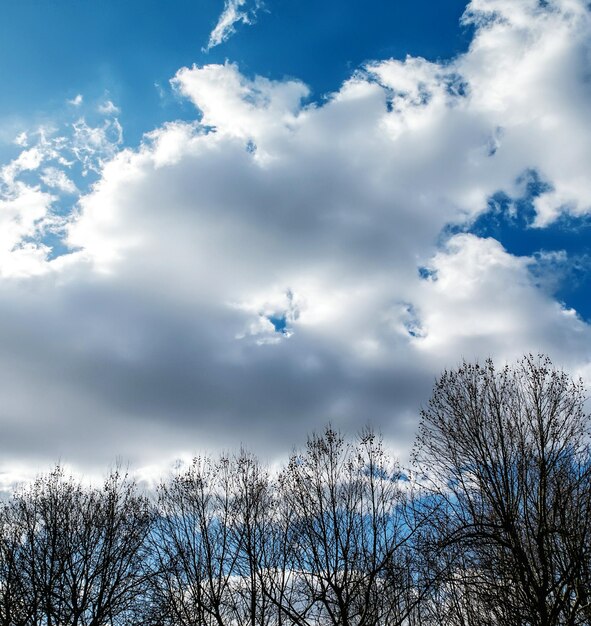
[[151, 451, 275, 626], [230, 450, 276, 626], [0, 500, 32, 626], [413, 355, 591, 626], [0, 466, 152, 626], [272, 427, 421, 626], [6, 354, 589, 626]]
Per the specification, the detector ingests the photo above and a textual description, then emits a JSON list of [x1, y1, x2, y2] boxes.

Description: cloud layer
[[0, 0, 591, 483]]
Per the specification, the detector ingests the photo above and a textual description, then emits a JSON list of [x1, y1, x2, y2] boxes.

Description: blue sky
[[0, 0, 470, 147], [0, 0, 591, 483]]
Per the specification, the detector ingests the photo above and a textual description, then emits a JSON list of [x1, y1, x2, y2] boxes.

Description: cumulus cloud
[[205, 0, 264, 51], [0, 0, 590, 482]]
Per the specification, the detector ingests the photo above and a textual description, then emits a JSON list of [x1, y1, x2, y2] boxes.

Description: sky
[[0, 0, 590, 485]]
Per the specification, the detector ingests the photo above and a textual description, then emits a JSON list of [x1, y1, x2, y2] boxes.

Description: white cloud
[[173, 63, 309, 159], [0, 112, 127, 278], [98, 100, 120, 115], [411, 234, 590, 359], [457, 0, 591, 224], [205, 0, 263, 51], [70, 117, 123, 175], [0, 0, 590, 477], [40, 167, 77, 194], [1, 147, 45, 184], [0, 185, 54, 277], [68, 94, 83, 107], [14, 131, 28, 147]]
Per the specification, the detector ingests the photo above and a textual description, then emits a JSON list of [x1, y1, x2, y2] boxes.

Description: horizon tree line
[[0, 355, 589, 626]]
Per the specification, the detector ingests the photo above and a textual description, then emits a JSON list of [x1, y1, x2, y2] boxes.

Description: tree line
[[1, 355, 590, 626]]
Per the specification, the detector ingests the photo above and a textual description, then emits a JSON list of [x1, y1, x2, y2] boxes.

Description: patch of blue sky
[[0, 0, 471, 154], [215, 0, 472, 99], [400, 303, 426, 340], [0, 0, 219, 151], [418, 266, 438, 282], [267, 314, 289, 335], [457, 172, 591, 321]]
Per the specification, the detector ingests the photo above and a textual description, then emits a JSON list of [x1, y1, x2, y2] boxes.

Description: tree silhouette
[[414, 355, 591, 626]]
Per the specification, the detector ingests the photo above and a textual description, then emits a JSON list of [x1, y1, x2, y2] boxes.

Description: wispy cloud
[[98, 100, 120, 115], [0, 97, 122, 277], [205, 0, 263, 51]]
